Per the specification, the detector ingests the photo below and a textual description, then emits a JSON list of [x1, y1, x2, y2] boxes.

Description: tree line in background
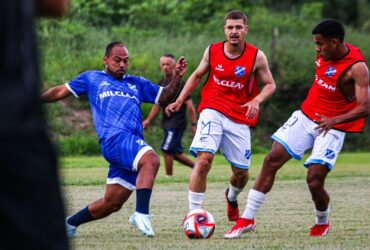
[[38, 0, 370, 155]]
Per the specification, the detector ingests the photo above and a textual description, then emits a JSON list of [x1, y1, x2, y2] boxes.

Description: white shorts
[[190, 109, 251, 169], [272, 110, 345, 170]]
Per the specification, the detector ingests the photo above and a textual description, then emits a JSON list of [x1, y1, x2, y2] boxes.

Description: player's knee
[[263, 152, 282, 169], [105, 199, 124, 213], [194, 158, 212, 175], [233, 168, 248, 180], [306, 177, 323, 194]]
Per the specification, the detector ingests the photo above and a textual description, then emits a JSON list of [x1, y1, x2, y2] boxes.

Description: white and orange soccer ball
[[182, 209, 215, 239]]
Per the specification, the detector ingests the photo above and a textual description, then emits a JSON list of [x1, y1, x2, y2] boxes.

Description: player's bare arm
[[241, 50, 276, 119], [165, 47, 210, 116], [41, 85, 72, 103], [142, 104, 161, 129], [315, 61, 370, 134], [158, 56, 187, 106]]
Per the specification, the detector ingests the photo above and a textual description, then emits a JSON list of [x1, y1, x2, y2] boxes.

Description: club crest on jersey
[[325, 149, 335, 160], [127, 83, 138, 92], [325, 65, 336, 77], [235, 66, 246, 77]]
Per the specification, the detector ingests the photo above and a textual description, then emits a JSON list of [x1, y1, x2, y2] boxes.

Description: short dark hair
[[105, 41, 126, 56], [312, 19, 345, 42], [224, 10, 247, 24], [161, 53, 176, 64], [162, 53, 176, 60]]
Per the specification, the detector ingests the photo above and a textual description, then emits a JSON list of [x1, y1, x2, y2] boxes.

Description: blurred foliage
[[37, 1, 370, 155]]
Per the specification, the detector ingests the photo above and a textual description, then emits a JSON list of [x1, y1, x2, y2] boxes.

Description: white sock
[[242, 189, 266, 220], [314, 205, 330, 225], [227, 184, 243, 202], [188, 191, 205, 210]]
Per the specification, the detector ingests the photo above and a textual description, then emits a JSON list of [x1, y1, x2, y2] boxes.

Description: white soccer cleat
[[65, 217, 76, 238], [129, 212, 155, 237], [224, 218, 256, 239]]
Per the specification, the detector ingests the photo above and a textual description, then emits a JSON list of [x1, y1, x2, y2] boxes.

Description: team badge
[[200, 121, 211, 135], [235, 66, 246, 77], [325, 149, 335, 160], [245, 150, 251, 160], [325, 65, 336, 77]]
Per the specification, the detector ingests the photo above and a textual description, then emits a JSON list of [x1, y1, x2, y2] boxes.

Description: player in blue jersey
[[41, 41, 187, 237]]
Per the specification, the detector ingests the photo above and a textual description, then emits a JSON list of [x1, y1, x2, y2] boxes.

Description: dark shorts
[[161, 128, 185, 155]]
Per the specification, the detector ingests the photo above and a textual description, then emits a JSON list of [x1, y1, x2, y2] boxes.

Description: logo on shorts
[[136, 139, 145, 146], [200, 121, 211, 135], [235, 66, 246, 77], [245, 150, 251, 160], [325, 149, 335, 160], [200, 136, 208, 143]]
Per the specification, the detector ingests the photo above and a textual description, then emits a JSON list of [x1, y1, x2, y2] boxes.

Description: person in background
[[143, 53, 197, 177]]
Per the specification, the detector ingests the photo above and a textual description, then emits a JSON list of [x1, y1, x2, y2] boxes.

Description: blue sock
[[136, 188, 152, 214], [67, 206, 94, 227]]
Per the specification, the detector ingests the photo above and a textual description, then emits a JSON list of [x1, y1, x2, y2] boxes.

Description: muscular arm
[[158, 56, 187, 106], [41, 84, 72, 103], [241, 50, 276, 119], [316, 62, 370, 133], [165, 47, 210, 116]]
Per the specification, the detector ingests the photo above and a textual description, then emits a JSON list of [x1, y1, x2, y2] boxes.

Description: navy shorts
[[161, 128, 185, 155]]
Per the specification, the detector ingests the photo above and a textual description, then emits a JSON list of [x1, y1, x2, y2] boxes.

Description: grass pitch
[[61, 153, 370, 249]]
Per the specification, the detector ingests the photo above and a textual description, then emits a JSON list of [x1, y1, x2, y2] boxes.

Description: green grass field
[[61, 153, 370, 249]]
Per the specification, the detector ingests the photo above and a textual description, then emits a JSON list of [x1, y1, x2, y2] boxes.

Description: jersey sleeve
[[138, 77, 162, 104], [65, 71, 90, 97]]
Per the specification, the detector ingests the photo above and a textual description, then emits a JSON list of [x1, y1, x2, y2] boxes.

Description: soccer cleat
[[309, 222, 330, 236], [129, 212, 155, 237], [225, 188, 239, 221], [65, 217, 76, 238], [224, 218, 256, 239]]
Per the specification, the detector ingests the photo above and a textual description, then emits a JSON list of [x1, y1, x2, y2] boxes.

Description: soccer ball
[[182, 209, 215, 239]]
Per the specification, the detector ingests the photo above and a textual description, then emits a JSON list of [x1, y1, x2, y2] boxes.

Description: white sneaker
[[129, 212, 155, 237], [65, 217, 76, 238]]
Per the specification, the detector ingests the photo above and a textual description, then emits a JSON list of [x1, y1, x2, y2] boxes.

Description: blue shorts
[[101, 132, 153, 190], [161, 128, 185, 155]]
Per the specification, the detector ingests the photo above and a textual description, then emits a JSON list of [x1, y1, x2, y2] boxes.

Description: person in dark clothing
[[143, 53, 197, 176], [0, 0, 69, 249]]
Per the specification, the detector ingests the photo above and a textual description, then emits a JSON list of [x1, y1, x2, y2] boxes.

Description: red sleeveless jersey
[[198, 41, 259, 126], [301, 43, 367, 132]]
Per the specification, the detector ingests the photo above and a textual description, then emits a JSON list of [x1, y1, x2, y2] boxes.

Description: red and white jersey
[[198, 41, 259, 126], [301, 43, 367, 132]]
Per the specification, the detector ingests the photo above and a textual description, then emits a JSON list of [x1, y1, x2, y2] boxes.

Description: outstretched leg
[[66, 184, 132, 237], [225, 142, 291, 239]]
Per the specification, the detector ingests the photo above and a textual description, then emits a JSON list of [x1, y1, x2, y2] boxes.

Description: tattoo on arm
[[158, 75, 182, 106]]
